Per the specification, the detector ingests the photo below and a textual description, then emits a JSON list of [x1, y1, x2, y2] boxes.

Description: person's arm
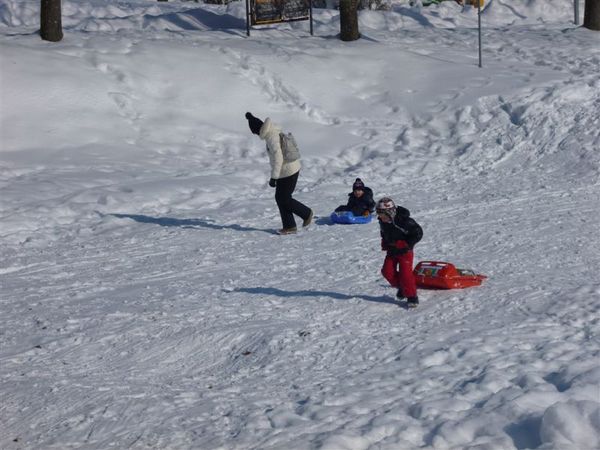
[[380, 228, 390, 251], [381, 238, 390, 251], [363, 189, 376, 212], [265, 132, 283, 180], [346, 194, 356, 207], [405, 218, 423, 248], [367, 197, 376, 212]]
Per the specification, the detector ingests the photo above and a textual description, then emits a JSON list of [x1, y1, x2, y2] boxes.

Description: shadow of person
[[234, 287, 398, 305], [104, 213, 276, 234], [156, 8, 247, 35]]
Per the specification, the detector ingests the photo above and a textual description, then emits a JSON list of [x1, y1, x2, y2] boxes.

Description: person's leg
[[381, 255, 398, 288], [277, 172, 311, 225], [351, 206, 367, 216], [275, 173, 297, 229], [396, 251, 417, 298], [286, 172, 311, 221]]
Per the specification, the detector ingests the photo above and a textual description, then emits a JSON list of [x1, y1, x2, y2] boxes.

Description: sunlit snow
[[1, 0, 599, 449]]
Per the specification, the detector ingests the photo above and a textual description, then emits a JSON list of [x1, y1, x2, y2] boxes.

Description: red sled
[[413, 261, 487, 289]]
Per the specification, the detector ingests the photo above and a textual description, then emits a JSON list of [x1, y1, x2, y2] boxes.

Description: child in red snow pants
[[381, 250, 417, 298]]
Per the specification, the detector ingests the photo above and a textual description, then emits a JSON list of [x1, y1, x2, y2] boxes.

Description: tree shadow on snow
[[106, 213, 275, 234], [235, 287, 398, 305], [152, 8, 247, 36], [391, 6, 434, 27], [319, 33, 380, 43]]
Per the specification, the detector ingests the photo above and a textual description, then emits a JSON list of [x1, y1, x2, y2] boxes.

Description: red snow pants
[[381, 250, 417, 298]]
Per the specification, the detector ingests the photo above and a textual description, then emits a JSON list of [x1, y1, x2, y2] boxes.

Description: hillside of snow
[[1, 1, 599, 449]]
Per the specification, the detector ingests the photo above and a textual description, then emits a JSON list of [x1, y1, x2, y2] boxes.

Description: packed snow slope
[[1, 1, 599, 449]]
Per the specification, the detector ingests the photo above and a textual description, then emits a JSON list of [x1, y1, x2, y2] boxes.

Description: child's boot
[[407, 296, 419, 308]]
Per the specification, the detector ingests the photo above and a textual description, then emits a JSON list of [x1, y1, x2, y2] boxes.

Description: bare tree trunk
[[40, 0, 63, 42], [584, 0, 600, 30], [340, 0, 360, 41]]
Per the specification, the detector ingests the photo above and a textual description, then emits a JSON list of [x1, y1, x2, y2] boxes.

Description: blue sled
[[330, 211, 373, 224]]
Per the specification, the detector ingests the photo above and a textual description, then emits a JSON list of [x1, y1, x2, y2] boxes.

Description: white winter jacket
[[259, 118, 301, 180]]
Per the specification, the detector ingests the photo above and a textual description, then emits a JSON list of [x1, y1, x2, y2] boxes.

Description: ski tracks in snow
[[0, 206, 481, 448]]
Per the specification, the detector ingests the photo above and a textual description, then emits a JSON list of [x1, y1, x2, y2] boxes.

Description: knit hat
[[352, 178, 365, 191], [245, 112, 264, 135]]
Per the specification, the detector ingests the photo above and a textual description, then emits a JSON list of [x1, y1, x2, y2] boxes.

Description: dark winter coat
[[379, 206, 423, 255], [335, 187, 375, 216]]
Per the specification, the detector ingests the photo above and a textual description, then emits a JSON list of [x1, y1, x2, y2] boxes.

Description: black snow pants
[[275, 171, 311, 229]]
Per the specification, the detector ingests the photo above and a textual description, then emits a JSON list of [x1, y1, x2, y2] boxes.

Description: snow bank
[[0, 0, 580, 31]]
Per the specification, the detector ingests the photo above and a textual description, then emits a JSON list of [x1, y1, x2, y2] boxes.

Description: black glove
[[269, 178, 277, 188]]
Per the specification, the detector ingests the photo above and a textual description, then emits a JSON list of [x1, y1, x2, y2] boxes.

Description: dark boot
[[302, 209, 314, 227], [407, 296, 419, 308], [277, 227, 297, 235]]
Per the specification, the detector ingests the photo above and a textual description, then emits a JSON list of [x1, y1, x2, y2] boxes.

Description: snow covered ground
[[1, 0, 599, 448]]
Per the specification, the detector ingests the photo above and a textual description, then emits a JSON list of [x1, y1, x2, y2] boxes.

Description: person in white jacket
[[246, 112, 313, 234]]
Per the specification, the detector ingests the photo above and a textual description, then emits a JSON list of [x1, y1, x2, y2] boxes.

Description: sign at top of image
[[250, 0, 310, 25]]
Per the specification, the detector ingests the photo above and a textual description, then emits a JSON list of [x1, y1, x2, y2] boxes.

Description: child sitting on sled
[[334, 178, 375, 217], [376, 197, 423, 308]]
